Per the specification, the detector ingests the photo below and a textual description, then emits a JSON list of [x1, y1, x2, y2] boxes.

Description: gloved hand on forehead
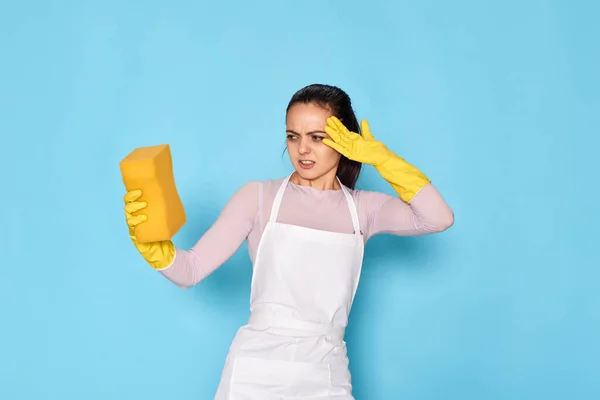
[[323, 116, 431, 203]]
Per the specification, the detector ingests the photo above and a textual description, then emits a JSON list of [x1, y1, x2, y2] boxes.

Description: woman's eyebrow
[[285, 129, 327, 135]]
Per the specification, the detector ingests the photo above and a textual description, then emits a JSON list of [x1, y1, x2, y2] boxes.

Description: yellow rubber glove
[[323, 116, 431, 203], [124, 189, 175, 270]]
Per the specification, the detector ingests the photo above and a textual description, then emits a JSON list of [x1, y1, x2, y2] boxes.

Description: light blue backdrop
[[1, 1, 598, 399]]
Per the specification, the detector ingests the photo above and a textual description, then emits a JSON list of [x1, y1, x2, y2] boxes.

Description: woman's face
[[285, 102, 341, 184]]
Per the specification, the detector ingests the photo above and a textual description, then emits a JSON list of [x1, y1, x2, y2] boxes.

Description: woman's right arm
[[159, 181, 259, 288], [124, 181, 260, 289]]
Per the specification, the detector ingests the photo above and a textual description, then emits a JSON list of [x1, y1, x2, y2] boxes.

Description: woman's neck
[[289, 171, 341, 191]]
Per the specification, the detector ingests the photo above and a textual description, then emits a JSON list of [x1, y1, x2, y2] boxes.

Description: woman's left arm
[[358, 183, 454, 237], [323, 117, 454, 236]]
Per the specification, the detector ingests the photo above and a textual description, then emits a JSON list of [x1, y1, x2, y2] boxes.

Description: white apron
[[214, 174, 365, 399]]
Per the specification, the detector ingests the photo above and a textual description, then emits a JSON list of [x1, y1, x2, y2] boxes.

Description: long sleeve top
[[159, 178, 454, 289]]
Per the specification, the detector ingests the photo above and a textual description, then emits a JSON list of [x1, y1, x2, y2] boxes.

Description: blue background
[[1, 1, 598, 399]]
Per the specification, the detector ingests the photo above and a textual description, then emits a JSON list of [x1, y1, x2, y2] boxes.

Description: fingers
[[327, 116, 363, 143], [324, 125, 345, 144], [125, 201, 147, 214], [326, 116, 349, 136], [325, 116, 354, 144], [123, 192, 147, 229], [124, 189, 142, 203], [326, 116, 348, 136], [322, 138, 349, 157], [328, 116, 348, 134], [127, 214, 148, 227], [361, 120, 374, 140]]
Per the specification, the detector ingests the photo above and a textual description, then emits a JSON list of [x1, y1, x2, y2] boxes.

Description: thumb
[[360, 120, 374, 140]]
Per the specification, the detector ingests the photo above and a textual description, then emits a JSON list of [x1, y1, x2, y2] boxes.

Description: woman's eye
[[312, 135, 324, 141], [286, 134, 297, 140]]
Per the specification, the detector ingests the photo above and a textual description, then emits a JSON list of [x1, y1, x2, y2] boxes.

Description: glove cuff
[[375, 154, 431, 203], [147, 241, 176, 270]]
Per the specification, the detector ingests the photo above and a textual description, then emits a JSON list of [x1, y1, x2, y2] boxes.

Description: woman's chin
[[293, 166, 335, 181], [293, 167, 319, 180], [292, 160, 338, 182]]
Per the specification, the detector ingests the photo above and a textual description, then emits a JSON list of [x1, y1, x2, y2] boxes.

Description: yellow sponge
[[119, 144, 186, 243]]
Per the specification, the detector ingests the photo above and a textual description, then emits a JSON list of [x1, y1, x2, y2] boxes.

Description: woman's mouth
[[298, 160, 315, 169]]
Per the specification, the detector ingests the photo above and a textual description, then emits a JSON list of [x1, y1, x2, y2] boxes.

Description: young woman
[[123, 84, 454, 399]]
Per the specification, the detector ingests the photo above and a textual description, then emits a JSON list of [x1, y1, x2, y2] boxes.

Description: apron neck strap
[[339, 183, 362, 235], [268, 173, 292, 224], [269, 173, 362, 235]]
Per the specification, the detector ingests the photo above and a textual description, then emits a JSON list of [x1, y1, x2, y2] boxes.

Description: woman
[[123, 84, 454, 399]]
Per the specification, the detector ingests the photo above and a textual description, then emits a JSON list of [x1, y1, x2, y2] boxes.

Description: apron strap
[[268, 173, 363, 236], [339, 183, 362, 236], [268, 173, 292, 223]]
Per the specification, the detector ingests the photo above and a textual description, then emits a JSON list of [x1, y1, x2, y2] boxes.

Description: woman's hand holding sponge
[[120, 144, 186, 270]]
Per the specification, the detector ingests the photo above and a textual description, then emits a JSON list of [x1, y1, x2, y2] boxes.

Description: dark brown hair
[[285, 84, 362, 189]]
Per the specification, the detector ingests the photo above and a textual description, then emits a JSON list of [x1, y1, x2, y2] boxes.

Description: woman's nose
[[298, 138, 311, 154]]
